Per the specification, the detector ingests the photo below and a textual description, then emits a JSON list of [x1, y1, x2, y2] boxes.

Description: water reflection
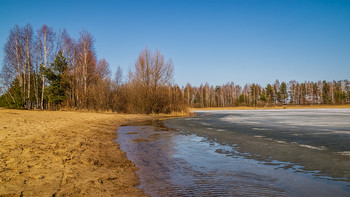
[[117, 120, 350, 197]]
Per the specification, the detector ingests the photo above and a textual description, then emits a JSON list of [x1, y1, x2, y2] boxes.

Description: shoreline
[[189, 104, 350, 111], [0, 109, 178, 196]]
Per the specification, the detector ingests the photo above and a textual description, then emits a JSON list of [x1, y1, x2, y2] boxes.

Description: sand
[[0, 108, 158, 196]]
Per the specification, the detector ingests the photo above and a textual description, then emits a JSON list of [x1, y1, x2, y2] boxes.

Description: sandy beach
[[0, 108, 159, 196]]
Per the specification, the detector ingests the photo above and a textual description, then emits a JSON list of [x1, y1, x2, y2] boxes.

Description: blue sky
[[0, 0, 349, 87]]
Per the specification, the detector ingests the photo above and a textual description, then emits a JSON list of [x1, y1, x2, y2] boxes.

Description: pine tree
[[266, 84, 273, 104], [41, 51, 69, 108], [322, 80, 331, 104], [0, 78, 25, 109], [279, 82, 288, 104]]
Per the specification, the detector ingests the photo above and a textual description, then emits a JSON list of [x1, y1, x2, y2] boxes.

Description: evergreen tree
[[0, 78, 25, 109], [266, 84, 273, 104], [322, 80, 331, 104], [279, 82, 288, 104], [41, 51, 69, 108]]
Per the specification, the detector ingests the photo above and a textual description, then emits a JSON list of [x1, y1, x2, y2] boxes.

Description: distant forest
[[0, 24, 349, 113], [185, 79, 350, 108]]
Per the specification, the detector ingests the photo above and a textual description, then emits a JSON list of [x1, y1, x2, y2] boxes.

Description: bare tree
[[130, 48, 174, 114], [114, 66, 123, 88], [2, 25, 26, 106], [37, 25, 55, 109], [24, 24, 34, 105], [76, 31, 95, 108]]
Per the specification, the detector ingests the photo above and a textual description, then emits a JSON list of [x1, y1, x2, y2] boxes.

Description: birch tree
[[76, 31, 95, 108], [37, 25, 55, 109], [24, 24, 34, 106]]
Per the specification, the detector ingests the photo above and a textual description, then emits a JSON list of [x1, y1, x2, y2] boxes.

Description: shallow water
[[166, 109, 350, 182], [117, 115, 350, 196]]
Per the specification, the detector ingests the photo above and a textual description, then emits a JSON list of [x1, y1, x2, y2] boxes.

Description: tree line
[[185, 79, 350, 108], [0, 24, 186, 114], [1, 24, 349, 113]]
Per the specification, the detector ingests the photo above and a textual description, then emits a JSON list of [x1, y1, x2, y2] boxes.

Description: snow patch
[[338, 151, 350, 156], [299, 144, 327, 151]]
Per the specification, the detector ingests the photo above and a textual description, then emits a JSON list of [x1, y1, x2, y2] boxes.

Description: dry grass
[[0, 109, 173, 196], [189, 104, 350, 111]]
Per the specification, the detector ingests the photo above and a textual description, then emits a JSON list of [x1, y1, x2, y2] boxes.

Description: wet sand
[[0, 109, 159, 196]]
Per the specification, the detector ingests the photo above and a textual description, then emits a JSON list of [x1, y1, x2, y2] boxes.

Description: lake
[[117, 109, 350, 196]]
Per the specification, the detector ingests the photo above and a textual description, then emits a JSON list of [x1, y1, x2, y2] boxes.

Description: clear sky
[[0, 0, 349, 87]]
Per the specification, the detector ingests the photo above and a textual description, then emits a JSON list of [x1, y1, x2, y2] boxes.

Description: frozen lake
[[117, 109, 350, 196], [166, 109, 350, 181]]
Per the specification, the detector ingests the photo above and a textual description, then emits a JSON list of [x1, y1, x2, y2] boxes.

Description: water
[[166, 109, 350, 182], [116, 111, 350, 196]]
